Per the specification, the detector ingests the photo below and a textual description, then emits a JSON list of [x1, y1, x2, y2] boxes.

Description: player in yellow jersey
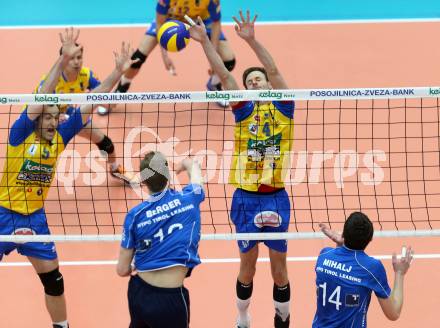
[[110, 0, 235, 109], [0, 28, 136, 328], [36, 42, 134, 183], [189, 11, 293, 328]]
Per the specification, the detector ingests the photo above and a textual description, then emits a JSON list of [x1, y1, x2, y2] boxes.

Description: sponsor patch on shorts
[[254, 211, 282, 228]]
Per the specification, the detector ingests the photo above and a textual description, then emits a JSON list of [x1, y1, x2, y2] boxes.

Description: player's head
[[140, 151, 170, 193], [242, 67, 270, 90], [342, 212, 374, 250], [59, 43, 83, 76], [36, 105, 60, 142]]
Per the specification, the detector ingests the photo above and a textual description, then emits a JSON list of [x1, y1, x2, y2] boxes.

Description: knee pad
[[273, 283, 290, 302], [97, 135, 115, 155], [130, 49, 147, 69], [38, 268, 64, 296], [224, 58, 236, 72], [236, 279, 253, 300]]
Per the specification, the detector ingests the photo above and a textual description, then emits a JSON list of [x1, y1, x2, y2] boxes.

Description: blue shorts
[[0, 206, 57, 261], [128, 275, 190, 328], [231, 188, 291, 253], [146, 20, 227, 41]]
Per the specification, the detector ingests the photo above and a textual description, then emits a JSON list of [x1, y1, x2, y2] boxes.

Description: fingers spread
[[232, 16, 240, 25], [239, 10, 245, 23]]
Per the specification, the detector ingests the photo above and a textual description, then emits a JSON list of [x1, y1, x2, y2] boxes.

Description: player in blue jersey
[[117, 152, 204, 328], [0, 28, 136, 328], [313, 212, 413, 327]]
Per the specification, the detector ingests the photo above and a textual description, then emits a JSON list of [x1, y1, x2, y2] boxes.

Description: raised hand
[[188, 16, 209, 43], [392, 246, 413, 275], [161, 50, 177, 75], [114, 42, 137, 74], [175, 158, 194, 174], [59, 27, 82, 58], [232, 10, 257, 41], [319, 223, 344, 246]]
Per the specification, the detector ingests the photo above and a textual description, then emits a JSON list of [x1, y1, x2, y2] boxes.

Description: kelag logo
[[34, 95, 59, 104], [429, 88, 440, 96], [205, 91, 230, 101], [259, 91, 282, 99]]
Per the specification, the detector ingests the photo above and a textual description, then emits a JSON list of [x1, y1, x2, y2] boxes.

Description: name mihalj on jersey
[[323, 259, 352, 273]]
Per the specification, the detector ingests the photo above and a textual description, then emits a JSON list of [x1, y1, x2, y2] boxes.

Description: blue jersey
[[313, 246, 391, 328], [121, 184, 205, 272]]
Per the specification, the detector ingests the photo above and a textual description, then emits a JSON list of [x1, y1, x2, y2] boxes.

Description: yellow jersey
[[0, 108, 84, 215], [229, 101, 295, 192], [36, 67, 100, 95], [35, 67, 100, 114], [157, 0, 221, 22]]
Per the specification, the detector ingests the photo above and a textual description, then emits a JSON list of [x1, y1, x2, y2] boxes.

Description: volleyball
[[157, 20, 190, 52]]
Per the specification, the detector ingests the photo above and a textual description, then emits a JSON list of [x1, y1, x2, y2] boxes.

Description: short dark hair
[[342, 212, 374, 250], [59, 43, 83, 56], [139, 151, 170, 193], [242, 67, 268, 88]]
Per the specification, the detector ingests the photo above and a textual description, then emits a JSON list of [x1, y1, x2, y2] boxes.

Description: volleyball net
[[1, 86, 440, 242]]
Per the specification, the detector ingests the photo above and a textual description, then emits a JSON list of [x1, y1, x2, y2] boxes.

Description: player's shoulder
[[355, 250, 385, 273], [39, 74, 48, 82], [206, 0, 220, 6], [231, 100, 254, 111], [79, 67, 92, 77], [272, 100, 295, 108], [318, 246, 336, 257], [182, 183, 204, 194], [127, 201, 152, 219], [157, 0, 169, 6]]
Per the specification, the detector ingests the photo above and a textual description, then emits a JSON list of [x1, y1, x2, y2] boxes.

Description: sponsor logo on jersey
[[17, 159, 54, 184], [28, 144, 38, 156], [345, 294, 360, 307], [248, 123, 258, 135], [42, 148, 50, 159], [136, 239, 152, 252]]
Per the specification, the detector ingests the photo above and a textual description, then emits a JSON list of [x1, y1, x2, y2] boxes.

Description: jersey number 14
[[318, 282, 342, 310]]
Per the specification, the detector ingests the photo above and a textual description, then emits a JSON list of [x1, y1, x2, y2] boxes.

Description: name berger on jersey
[[137, 198, 195, 228]]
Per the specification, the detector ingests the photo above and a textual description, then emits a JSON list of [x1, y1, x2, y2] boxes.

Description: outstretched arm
[[377, 246, 413, 321], [189, 17, 239, 91], [210, 20, 222, 52], [27, 28, 81, 120], [319, 223, 344, 246], [175, 158, 203, 187], [79, 42, 137, 124], [156, 12, 177, 75], [233, 10, 288, 89]]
